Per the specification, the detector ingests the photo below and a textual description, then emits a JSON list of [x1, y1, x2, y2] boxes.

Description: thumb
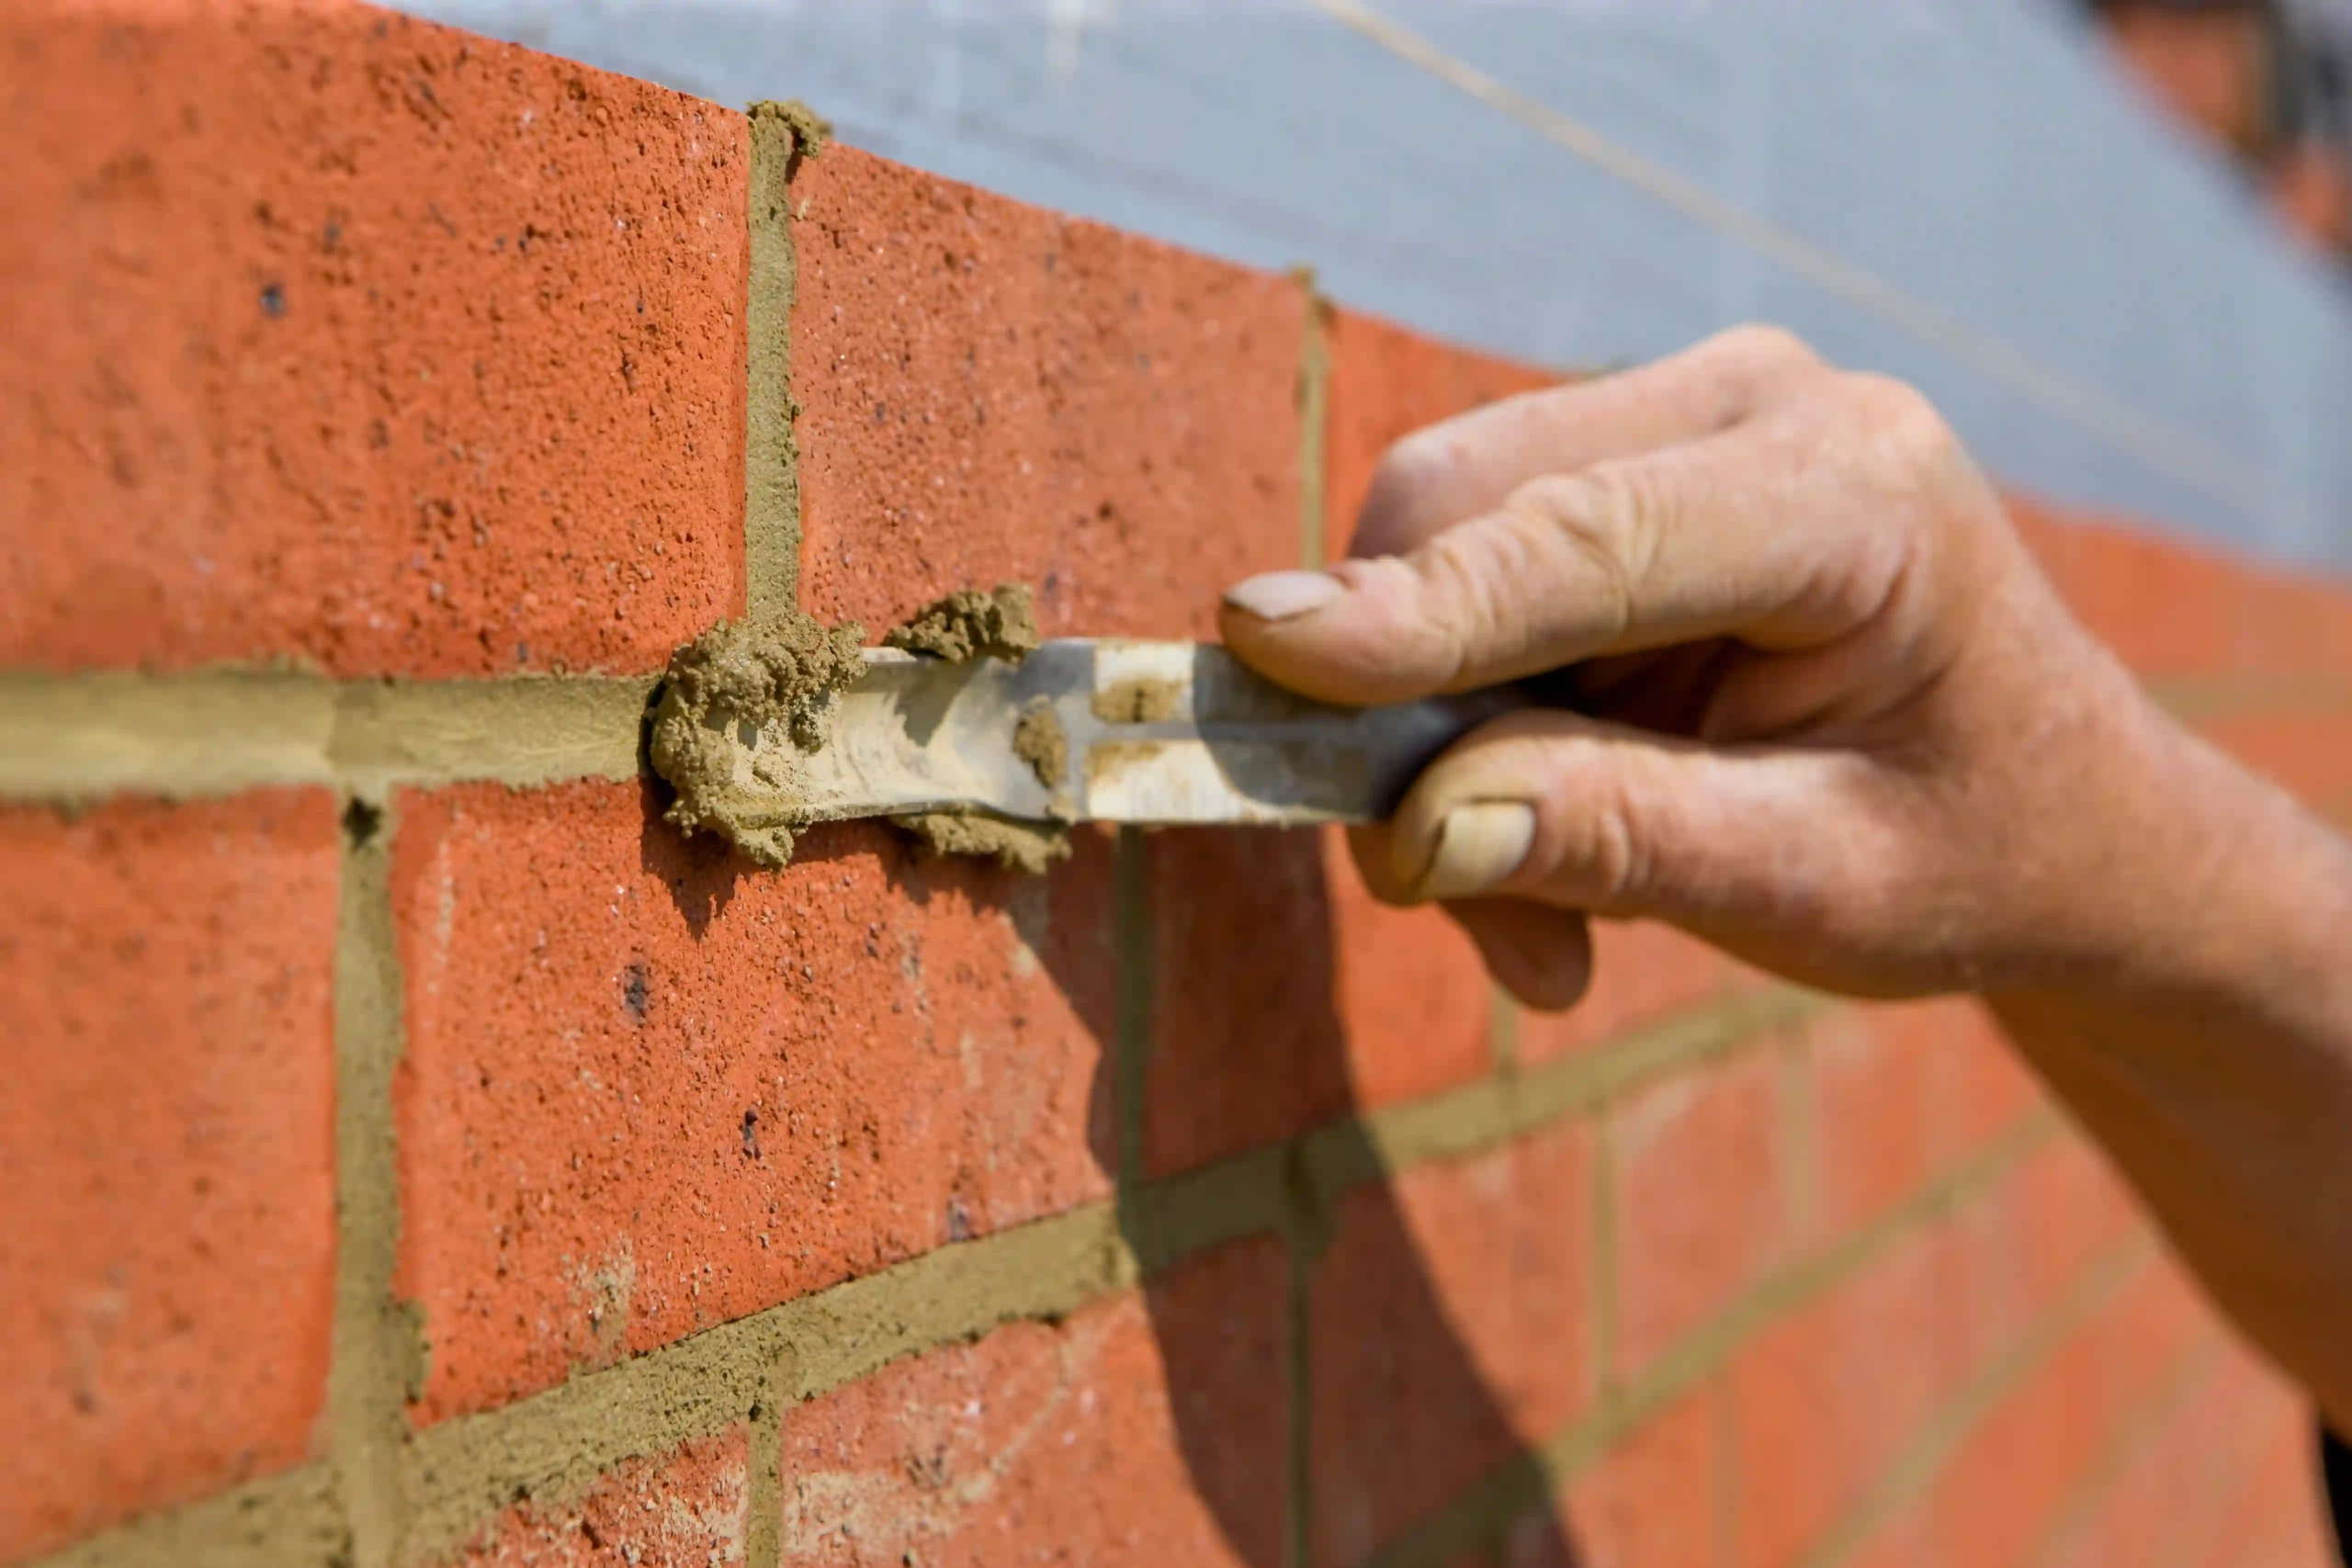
[[1374, 710, 1912, 946]]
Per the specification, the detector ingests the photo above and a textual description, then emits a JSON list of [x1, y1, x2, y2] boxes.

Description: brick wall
[[2, 5, 2345, 1568]]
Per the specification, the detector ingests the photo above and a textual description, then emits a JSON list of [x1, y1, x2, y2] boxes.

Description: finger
[[1445, 898, 1593, 1012], [1350, 323, 1824, 558], [1348, 827, 1591, 1010], [1221, 383, 1936, 705], [1380, 710, 1910, 947]]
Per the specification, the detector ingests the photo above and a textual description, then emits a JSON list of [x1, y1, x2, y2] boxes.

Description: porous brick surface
[[0, 793, 340, 1562], [1610, 1048, 1794, 1379], [1311, 1125, 1595, 1568], [447, 1429, 751, 1568], [0, 1, 747, 675], [791, 147, 1305, 641], [391, 783, 1118, 1423], [1320, 306, 1558, 555], [777, 1240, 1289, 1568]]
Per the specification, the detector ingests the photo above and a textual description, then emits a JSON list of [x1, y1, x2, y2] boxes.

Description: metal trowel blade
[[738, 639, 1524, 828]]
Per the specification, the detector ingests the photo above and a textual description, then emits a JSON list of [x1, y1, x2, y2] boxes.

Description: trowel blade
[[732, 639, 1523, 828]]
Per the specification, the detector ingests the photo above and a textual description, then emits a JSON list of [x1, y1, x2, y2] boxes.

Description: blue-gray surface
[[395, 0, 2352, 572]]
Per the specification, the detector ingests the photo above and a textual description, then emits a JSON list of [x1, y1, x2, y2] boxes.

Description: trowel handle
[[1072, 644, 1539, 826]]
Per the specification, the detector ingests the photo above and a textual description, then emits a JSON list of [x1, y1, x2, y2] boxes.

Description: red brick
[[1805, 1009, 1941, 1240], [2099, 4, 2271, 155], [1903, 998, 2046, 1156], [1325, 826, 1498, 1111], [1140, 826, 1352, 1177], [791, 147, 1305, 641], [2199, 711, 2352, 807], [447, 1428, 750, 1568], [1804, 1001, 2046, 1244], [1321, 308, 1556, 557], [1556, 1389, 1722, 1568], [1518, 922, 1765, 1070], [2041, 1347, 2242, 1568], [1921, 1257, 2242, 1568], [0, 2, 747, 676], [2002, 1138, 2143, 1328], [1925, 1331, 2121, 1568], [2218, 1416, 2336, 1568], [1141, 823, 1501, 1179], [2084, 1260, 2210, 1426], [391, 784, 1119, 1423], [1725, 1225, 1973, 1568], [1311, 1125, 1594, 1567], [2012, 502, 2238, 679], [1611, 1050, 1792, 1378], [0, 794, 339, 1560], [777, 1238, 1288, 1567], [2012, 498, 2352, 684]]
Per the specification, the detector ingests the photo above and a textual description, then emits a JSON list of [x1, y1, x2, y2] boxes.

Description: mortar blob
[[1011, 697, 1069, 791], [889, 811, 1072, 875], [882, 583, 1041, 664], [646, 610, 865, 868]]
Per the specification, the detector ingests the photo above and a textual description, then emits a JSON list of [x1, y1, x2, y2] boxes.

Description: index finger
[[1221, 376, 1968, 705], [1349, 323, 1824, 560]]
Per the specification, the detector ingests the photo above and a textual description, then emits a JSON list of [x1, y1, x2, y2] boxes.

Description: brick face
[[790, 146, 1305, 641], [1557, 1391, 1722, 1568], [1143, 826, 1356, 1178], [0, 0, 747, 675], [1325, 827, 1498, 1111], [2014, 500, 2352, 682], [1610, 1048, 1792, 1380], [1725, 1223, 1971, 1568], [1320, 307, 1557, 557], [1311, 1126, 1595, 1568], [447, 1428, 751, 1568], [391, 783, 1120, 1423], [1519, 922, 1765, 1069], [777, 1239, 1289, 1568], [0, 794, 340, 1562]]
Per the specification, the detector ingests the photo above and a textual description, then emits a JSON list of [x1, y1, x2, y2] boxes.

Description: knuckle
[[1555, 751, 1653, 908], [1358, 430, 1460, 555], [1505, 468, 1652, 637], [1708, 321, 1824, 378], [1839, 371, 1962, 471]]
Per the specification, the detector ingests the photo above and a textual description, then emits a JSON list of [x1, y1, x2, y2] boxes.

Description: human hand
[[1219, 326, 2184, 1009]]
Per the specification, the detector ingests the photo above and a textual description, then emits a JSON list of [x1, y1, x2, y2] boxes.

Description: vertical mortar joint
[[330, 786, 413, 1568], [741, 101, 831, 622]]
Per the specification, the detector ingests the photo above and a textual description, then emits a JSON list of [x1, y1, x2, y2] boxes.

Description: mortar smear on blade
[[648, 583, 1069, 872]]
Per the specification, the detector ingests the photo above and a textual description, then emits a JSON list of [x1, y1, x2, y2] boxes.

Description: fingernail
[[1411, 802, 1536, 902], [1222, 570, 1346, 623]]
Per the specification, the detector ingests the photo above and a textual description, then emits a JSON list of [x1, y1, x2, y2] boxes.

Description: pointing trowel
[[650, 628, 1527, 865], [788, 639, 1520, 824]]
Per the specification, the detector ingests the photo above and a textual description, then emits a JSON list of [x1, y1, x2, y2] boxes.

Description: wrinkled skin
[[1221, 325, 2352, 1435]]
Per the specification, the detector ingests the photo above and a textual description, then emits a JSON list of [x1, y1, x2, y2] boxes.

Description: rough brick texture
[[791, 146, 1304, 641], [1610, 1048, 1795, 1380], [0, 1, 747, 675], [6, 10, 2345, 1567], [447, 1429, 751, 1568], [391, 784, 1118, 1423], [1320, 306, 1558, 558], [778, 1241, 1288, 1567], [1312, 1125, 1595, 1568], [0, 794, 340, 1562]]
